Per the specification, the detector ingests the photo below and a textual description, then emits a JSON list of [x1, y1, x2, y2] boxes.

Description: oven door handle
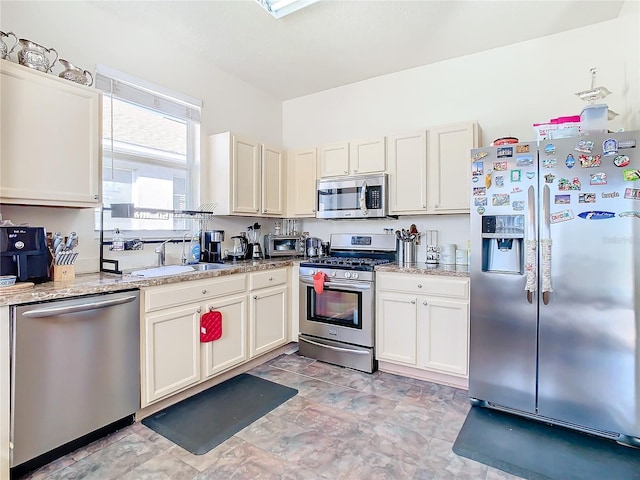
[[299, 336, 370, 355], [299, 278, 372, 290]]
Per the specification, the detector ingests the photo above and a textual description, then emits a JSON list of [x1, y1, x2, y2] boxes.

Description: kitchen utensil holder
[[398, 239, 417, 266], [52, 264, 75, 282]]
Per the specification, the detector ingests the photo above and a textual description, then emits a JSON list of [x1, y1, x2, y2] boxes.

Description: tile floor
[[19, 352, 523, 480]]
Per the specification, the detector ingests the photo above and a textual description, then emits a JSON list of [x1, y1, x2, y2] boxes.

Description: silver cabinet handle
[[411, 300, 416, 304], [197, 307, 201, 313], [423, 300, 428, 306], [253, 295, 257, 299], [417, 284, 422, 288], [21, 295, 137, 318], [202, 289, 207, 294], [269, 277, 273, 281]]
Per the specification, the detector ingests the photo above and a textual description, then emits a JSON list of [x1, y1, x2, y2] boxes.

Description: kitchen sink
[[129, 263, 233, 278], [190, 263, 234, 271]]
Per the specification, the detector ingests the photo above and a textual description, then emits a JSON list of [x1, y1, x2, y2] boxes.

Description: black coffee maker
[[0, 226, 50, 283], [200, 230, 224, 263]]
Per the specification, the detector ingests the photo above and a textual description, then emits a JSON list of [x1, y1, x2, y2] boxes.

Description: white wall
[[283, 13, 640, 259], [0, 1, 283, 272]]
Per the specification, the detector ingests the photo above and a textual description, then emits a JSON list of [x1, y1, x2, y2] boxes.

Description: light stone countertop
[[0, 259, 298, 307], [375, 263, 470, 278]]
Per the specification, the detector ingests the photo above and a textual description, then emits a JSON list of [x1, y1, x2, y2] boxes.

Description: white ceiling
[[90, 0, 625, 101]]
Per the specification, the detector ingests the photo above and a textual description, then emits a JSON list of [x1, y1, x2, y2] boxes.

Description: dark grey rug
[[142, 373, 297, 455], [453, 406, 640, 480]]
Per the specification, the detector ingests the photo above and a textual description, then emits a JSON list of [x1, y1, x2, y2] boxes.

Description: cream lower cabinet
[[249, 269, 288, 357], [376, 272, 470, 378], [141, 274, 247, 406]]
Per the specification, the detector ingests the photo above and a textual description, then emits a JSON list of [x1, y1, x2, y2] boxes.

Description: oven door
[[299, 276, 374, 347]]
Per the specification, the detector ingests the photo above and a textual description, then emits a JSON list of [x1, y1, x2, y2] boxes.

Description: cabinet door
[[249, 285, 288, 357], [202, 294, 248, 377], [232, 135, 261, 215], [319, 143, 349, 178], [375, 291, 418, 365], [350, 137, 386, 175], [143, 305, 201, 405], [287, 148, 317, 217], [387, 131, 427, 215], [0, 307, 8, 479], [0, 60, 101, 207], [427, 122, 479, 214], [417, 297, 469, 376], [261, 144, 285, 216]]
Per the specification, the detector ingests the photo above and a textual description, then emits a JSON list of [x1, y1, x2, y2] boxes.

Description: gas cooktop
[[301, 256, 391, 270]]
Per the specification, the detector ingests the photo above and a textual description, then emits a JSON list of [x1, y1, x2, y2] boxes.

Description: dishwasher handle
[[21, 294, 138, 318]]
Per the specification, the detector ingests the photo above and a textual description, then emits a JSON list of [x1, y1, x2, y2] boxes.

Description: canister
[[440, 244, 456, 265], [455, 248, 467, 265]]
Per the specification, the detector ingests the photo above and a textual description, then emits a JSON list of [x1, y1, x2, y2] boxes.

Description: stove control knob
[[331, 271, 336, 277], [352, 272, 359, 279], [344, 272, 351, 279], [309, 269, 316, 275]]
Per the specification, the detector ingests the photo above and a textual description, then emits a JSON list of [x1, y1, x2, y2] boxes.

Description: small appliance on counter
[[264, 234, 304, 258], [0, 226, 50, 283], [200, 230, 224, 263], [248, 222, 263, 260], [229, 233, 250, 261], [305, 236, 322, 258]]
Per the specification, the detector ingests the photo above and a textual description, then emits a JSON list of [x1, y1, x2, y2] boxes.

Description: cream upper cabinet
[[287, 148, 317, 217], [249, 269, 288, 357], [0, 59, 101, 207], [207, 132, 284, 217], [427, 121, 480, 214], [387, 131, 428, 215], [376, 272, 470, 378], [349, 137, 386, 175], [318, 142, 349, 178]]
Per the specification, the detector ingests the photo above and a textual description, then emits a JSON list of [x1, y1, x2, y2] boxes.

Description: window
[[95, 66, 202, 237]]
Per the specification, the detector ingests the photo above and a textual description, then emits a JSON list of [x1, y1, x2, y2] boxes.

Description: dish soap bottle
[[188, 234, 201, 264], [112, 228, 125, 251]]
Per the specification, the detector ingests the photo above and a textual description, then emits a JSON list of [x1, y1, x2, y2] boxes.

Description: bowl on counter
[[0, 275, 17, 287]]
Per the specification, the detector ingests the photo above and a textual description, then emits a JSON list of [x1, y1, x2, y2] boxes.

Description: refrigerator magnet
[[472, 151, 488, 161], [542, 158, 557, 168], [624, 188, 640, 200], [579, 154, 601, 168], [477, 206, 486, 214], [492, 194, 510, 206], [512, 200, 525, 211], [555, 194, 571, 205], [472, 161, 484, 175], [485, 173, 492, 189], [578, 193, 597, 203], [511, 187, 522, 194], [550, 209, 574, 223], [493, 161, 508, 171], [473, 187, 486, 197], [558, 177, 581, 190], [565, 154, 576, 169], [495, 176, 504, 187], [590, 172, 607, 185], [603, 138, 618, 156], [623, 169, 640, 181], [618, 139, 636, 149], [517, 155, 534, 166], [544, 143, 556, 155], [619, 211, 640, 218], [472, 176, 479, 183], [613, 155, 630, 167], [497, 147, 513, 158], [601, 192, 620, 199], [475, 196, 487, 206], [526, 171, 536, 179], [511, 170, 521, 182], [544, 173, 556, 184], [577, 211, 615, 220], [575, 140, 594, 153], [516, 144, 530, 153]]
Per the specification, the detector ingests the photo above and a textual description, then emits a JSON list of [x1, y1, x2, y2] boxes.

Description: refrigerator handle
[[525, 185, 537, 304], [541, 184, 553, 305]]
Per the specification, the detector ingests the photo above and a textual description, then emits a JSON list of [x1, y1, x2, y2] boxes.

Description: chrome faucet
[[155, 239, 172, 267], [181, 232, 191, 265]]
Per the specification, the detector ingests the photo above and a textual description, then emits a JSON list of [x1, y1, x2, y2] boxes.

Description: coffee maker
[[0, 226, 50, 283], [200, 230, 224, 263]]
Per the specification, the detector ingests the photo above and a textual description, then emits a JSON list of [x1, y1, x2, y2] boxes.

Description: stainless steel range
[[298, 233, 396, 373]]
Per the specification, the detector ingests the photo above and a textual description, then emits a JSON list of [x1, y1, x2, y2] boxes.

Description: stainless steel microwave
[[316, 174, 388, 219], [263, 234, 304, 258]]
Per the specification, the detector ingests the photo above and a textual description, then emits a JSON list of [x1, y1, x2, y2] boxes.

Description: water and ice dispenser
[[481, 215, 524, 274]]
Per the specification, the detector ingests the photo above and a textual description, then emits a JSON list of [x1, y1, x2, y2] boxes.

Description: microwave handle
[[360, 180, 368, 215]]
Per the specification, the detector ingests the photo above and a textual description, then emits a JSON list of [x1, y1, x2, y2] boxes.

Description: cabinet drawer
[[144, 274, 247, 312], [376, 273, 468, 299], [249, 268, 287, 290]]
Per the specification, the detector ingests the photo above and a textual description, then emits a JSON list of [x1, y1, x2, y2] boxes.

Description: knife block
[[53, 265, 75, 282]]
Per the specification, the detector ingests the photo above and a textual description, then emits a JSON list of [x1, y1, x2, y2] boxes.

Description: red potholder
[[313, 271, 326, 294], [200, 310, 222, 342]]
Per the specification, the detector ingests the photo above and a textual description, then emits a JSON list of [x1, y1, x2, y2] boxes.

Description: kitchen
[[1, 1, 640, 479]]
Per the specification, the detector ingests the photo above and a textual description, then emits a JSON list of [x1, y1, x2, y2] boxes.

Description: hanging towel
[[313, 271, 326, 294], [200, 310, 222, 342]]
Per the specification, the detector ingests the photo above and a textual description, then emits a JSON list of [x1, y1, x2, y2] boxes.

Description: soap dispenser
[[188, 234, 201, 264]]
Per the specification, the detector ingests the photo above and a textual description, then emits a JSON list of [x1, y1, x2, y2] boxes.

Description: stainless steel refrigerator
[[469, 131, 640, 447]]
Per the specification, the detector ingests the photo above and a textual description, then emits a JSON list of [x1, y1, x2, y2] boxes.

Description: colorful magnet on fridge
[[475, 196, 487, 206], [516, 145, 530, 153], [565, 154, 576, 169], [485, 173, 492, 189], [472, 161, 484, 176], [517, 155, 534, 166], [495, 176, 504, 187], [472, 151, 489, 161], [624, 188, 640, 200], [512, 200, 525, 211], [473, 187, 486, 197], [497, 147, 513, 158], [555, 194, 570, 205], [619, 211, 640, 218], [579, 154, 601, 168], [602, 138, 618, 156], [544, 173, 556, 184], [590, 172, 607, 185], [550, 209, 574, 223], [575, 140, 594, 153], [623, 169, 640, 181], [577, 211, 615, 220], [477, 206, 486, 214], [613, 155, 630, 167], [601, 191, 619, 199], [578, 193, 596, 203], [493, 162, 508, 171], [544, 144, 556, 155], [511, 187, 522, 194], [492, 194, 510, 206], [619, 139, 636, 149], [472, 176, 479, 183], [526, 171, 535, 179], [542, 158, 557, 168], [510, 170, 521, 182], [558, 177, 581, 191]]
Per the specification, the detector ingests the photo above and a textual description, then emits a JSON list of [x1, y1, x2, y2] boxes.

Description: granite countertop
[[375, 263, 470, 278], [0, 259, 297, 307]]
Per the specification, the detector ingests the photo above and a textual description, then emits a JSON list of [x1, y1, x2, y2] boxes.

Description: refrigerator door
[[537, 132, 640, 438], [469, 142, 539, 413]]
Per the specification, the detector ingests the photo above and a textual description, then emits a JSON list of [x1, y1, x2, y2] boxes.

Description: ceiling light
[[255, 0, 319, 18]]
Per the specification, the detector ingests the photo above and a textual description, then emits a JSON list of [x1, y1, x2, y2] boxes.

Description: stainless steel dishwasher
[[10, 290, 140, 471]]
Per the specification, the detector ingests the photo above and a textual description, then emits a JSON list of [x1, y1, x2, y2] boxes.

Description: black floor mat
[[453, 406, 640, 480], [142, 373, 297, 455]]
